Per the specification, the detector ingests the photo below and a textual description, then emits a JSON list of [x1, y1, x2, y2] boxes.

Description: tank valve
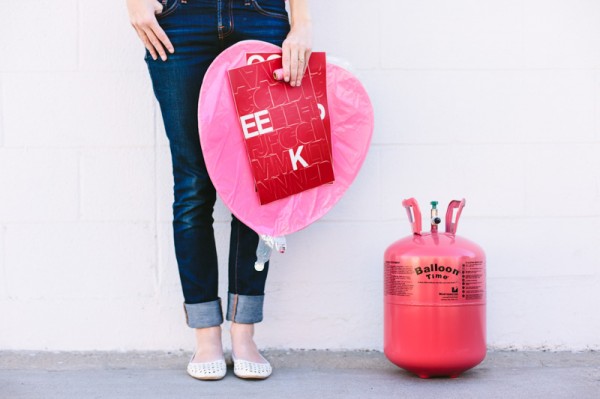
[[430, 201, 441, 232]]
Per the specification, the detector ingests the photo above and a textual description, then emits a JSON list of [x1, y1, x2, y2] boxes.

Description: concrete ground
[[1, 350, 599, 399]]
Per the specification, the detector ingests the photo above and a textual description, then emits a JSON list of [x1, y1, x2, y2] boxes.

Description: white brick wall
[[0, 76, 4, 146], [4, 223, 157, 300], [0, 225, 6, 300], [0, 1, 79, 72], [78, 1, 149, 72], [0, 149, 79, 222], [1, 0, 599, 351], [3, 72, 155, 147], [80, 148, 156, 221]]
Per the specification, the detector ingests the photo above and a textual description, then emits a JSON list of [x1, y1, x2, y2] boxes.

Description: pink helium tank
[[384, 198, 486, 378]]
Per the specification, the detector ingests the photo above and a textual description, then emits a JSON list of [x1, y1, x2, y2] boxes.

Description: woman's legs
[[146, 0, 291, 365], [223, 0, 291, 363], [146, 2, 225, 362], [227, 215, 269, 363]]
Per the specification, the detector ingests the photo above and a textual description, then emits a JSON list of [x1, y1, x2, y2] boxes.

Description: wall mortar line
[[153, 101, 160, 295], [0, 74, 4, 147], [1, 225, 7, 298]]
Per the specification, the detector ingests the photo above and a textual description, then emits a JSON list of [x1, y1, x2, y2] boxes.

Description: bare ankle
[[230, 322, 254, 336], [192, 326, 224, 362], [195, 325, 222, 338]]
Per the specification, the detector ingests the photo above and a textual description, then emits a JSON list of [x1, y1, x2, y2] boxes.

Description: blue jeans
[[145, 0, 290, 328]]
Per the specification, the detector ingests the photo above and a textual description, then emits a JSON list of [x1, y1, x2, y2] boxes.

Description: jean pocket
[[155, 0, 181, 20], [251, 0, 289, 21]]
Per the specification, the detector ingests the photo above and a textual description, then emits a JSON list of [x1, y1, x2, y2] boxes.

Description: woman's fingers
[[153, 23, 174, 55], [282, 26, 312, 87], [283, 42, 308, 87], [142, 24, 169, 61], [127, 0, 174, 61], [297, 49, 311, 86], [133, 20, 173, 61], [282, 41, 292, 84], [289, 45, 300, 86], [134, 26, 158, 60], [288, 47, 311, 87]]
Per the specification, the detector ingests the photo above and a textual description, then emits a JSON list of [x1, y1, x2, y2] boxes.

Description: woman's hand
[[282, 0, 312, 86], [126, 0, 174, 61]]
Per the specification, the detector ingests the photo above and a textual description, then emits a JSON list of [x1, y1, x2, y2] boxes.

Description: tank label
[[415, 264, 460, 279], [385, 259, 485, 306]]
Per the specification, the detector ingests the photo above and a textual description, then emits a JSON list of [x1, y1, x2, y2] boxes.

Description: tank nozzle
[[430, 201, 441, 232]]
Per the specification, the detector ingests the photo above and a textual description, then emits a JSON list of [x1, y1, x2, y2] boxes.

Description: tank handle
[[445, 198, 466, 234], [402, 198, 422, 235]]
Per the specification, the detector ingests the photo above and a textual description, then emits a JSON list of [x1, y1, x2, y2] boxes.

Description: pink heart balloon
[[199, 40, 373, 236]]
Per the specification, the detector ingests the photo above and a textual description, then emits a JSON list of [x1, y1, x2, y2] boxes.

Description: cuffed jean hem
[[226, 293, 264, 324], [183, 298, 223, 328]]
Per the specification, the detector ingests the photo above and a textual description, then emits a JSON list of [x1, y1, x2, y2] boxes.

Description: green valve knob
[[430, 201, 438, 209]]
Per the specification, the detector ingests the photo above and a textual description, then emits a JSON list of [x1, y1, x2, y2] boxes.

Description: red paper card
[[228, 56, 334, 205], [246, 52, 331, 155]]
